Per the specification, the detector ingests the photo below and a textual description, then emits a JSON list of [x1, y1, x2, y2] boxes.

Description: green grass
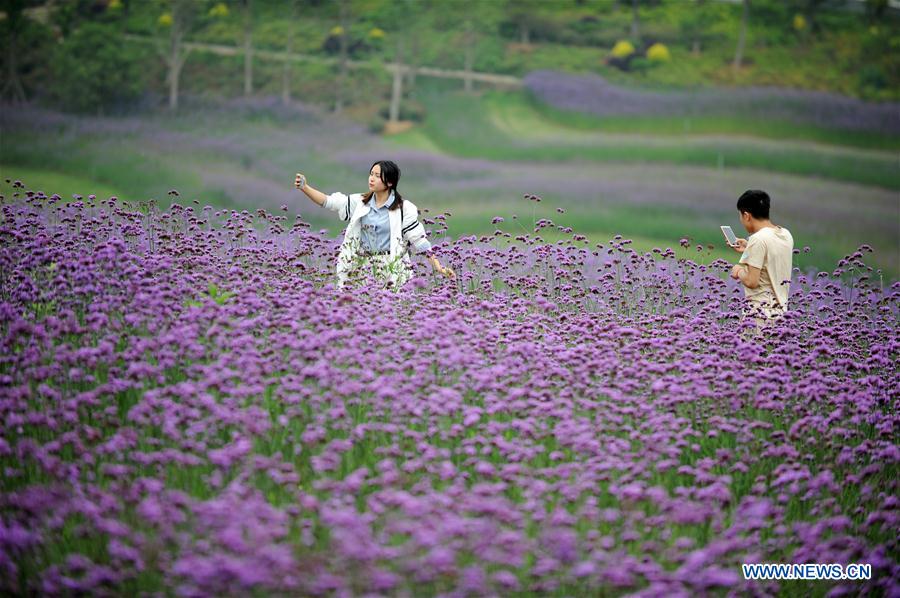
[[0, 133, 237, 209], [387, 86, 898, 279], [515, 92, 900, 152], [395, 87, 900, 190], [0, 165, 125, 202]]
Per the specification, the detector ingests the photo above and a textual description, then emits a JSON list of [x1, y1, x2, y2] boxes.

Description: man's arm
[[731, 264, 761, 288]]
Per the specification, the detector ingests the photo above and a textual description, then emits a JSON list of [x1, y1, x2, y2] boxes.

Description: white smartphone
[[720, 225, 738, 246]]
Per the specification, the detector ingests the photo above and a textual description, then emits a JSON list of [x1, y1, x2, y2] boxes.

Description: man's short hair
[[737, 189, 771, 220]]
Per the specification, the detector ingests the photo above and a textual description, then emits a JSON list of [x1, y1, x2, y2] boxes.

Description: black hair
[[362, 160, 403, 211], [736, 189, 771, 220]]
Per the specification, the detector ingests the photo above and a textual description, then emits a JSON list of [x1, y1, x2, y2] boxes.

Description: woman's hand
[[293, 174, 327, 206], [428, 255, 455, 280]]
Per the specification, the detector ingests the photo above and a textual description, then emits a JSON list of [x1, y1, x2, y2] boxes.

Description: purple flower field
[[524, 71, 900, 135], [1, 185, 898, 596]]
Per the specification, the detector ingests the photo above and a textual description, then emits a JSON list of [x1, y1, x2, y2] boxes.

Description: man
[[729, 189, 794, 321]]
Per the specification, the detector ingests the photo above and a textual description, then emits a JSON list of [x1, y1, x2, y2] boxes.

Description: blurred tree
[[680, 0, 717, 55], [282, 0, 300, 106], [0, 0, 29, 102], [334, 0, 349, 113], [630, 0, 640, 42], [241, 0, 253, 96], [404, 0, 434, 92], [857, 10, 900, 99], [789, 0, 837, 34], [448, 0, 502, 94], [506, 0, 544, 44], [370, 0, 419, 123], [733, 0, 749, 72], [155, 0, 199, 110], [865, 0, 889, 20], [48, 21, 144, 113], [49, 0, 113, 36], [741, 0, 792, 44]]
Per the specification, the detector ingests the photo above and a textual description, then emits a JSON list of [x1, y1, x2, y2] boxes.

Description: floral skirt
[[339, 253, 412, 291]]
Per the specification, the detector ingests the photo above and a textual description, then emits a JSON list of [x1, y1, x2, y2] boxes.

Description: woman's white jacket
[[323, 191, 429, 288]]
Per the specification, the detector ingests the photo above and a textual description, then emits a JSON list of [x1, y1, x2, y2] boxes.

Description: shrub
[[647, 43, 671, 62], [368, 115, 387, 134], [48, 23, 145, 114], [209, 3, 229, 18], [378, 99, 426, 122], [611, 40, 635, 59]]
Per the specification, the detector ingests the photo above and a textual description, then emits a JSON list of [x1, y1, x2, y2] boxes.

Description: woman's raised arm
[[294, 173, 327, 207]]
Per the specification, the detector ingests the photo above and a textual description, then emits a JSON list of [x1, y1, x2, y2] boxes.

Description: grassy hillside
[[3, 88, 897, 279], [391, 86, 899, 190], [384, 81, 899, 278]]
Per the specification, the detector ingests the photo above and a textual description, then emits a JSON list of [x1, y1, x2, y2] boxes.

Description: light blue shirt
[[360, 191, 395, 253], [358, 191, 433, 254]]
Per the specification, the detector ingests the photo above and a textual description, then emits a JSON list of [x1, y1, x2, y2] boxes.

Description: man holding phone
[[725, 189, 794, 320]]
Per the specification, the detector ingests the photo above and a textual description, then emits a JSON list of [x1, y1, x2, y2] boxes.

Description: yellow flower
[[369, 27, 385, 39], [330, 25, 344, 37], [158, 12, 173, 27], [793, 14, 807, 31], [108, 0, 122, 10], [647, 43, 670, 62], [209, 3, 229, 18], [611, 40, 635, 59]]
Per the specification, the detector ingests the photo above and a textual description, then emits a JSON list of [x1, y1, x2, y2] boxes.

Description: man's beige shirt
[[739, 226, 794, 310]]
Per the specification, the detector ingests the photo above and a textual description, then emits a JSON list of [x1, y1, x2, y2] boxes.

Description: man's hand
[[730, 264, 745, 280], [730, 238, 747, 252]]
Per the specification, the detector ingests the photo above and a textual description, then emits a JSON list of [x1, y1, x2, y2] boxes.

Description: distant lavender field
[[524, 71, 900, 135], [2, 98, 898, 277], [1, 188, 897, 595]]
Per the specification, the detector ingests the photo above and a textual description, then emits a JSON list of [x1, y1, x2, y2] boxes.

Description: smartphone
[[720, 225, 738, 246]]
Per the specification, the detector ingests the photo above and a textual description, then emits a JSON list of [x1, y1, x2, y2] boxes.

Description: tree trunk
[[1, 1, 27, 103], [243, 0, 253, 96], [334, 0, 349, 113], [631, 0, 640, 42], [692, 39, 700, 55], [733, 0, 749, 72], [164, 0, 193, 111], [519, 24, 530, 45], [167, 28, 182, 110], [388, 39, 404, 123], [168, 59, 181, 110], [2, 32, 27, 103], [406, 32, 418, 91]]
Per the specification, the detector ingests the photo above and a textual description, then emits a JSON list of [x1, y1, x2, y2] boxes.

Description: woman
[[294, 160, 455, 289]]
